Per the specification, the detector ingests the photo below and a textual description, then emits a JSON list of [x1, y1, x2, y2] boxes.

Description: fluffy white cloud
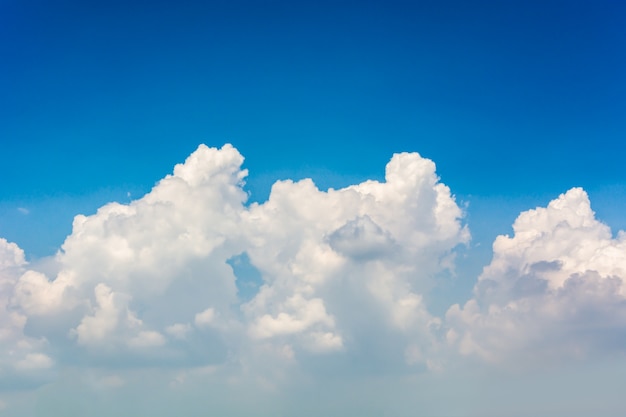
[[165, 323, 192, 339], [5, 145, 626, 417], [1, 145, 468, 378], [3, 143, 626, 403], [12, 145, 248, 360], [447, 188, 626, 366], [0, 239, 54, 385], [194, 307, 217, 328], [240, 151, 468, 370], [71, 283, 153, 350], [0, 239, 26, 270]]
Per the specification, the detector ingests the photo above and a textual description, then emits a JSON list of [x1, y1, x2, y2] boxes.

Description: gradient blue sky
[[1, 1, 626, 416], [2, 1, 626, 251], [2, 0, 626, 257]]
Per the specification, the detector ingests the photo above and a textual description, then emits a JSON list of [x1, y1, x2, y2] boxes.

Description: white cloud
[[14, 353, 54, 371], [3, 142, 626, 415], [165, 323, 192, 339], [4, 145, 467, 375], [1, 145, 458, 390], [248, 296, 336, 340], [0, 238, 26, 270], [12, 270, 71, 315], [12, 143, 626, 385], [12, 145, 247, 359], [2, 144, 468, 384], [0, 239, 54, 385], [447, 188, 626, 366], [306, 331, 344, 353], [72, 283, 143, 349], [194, 308, 216, 328], [240, 151, 468, 365]]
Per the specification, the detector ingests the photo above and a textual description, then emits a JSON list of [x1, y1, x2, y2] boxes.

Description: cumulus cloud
[[0, 239, 54, 386], [446, 188, 626, 366], [12, 145, 248, 362], [0, 144, 469, 382], [240, 151, 468, 366], [0, 238, 26, 270], [4, 142, 626, 395]]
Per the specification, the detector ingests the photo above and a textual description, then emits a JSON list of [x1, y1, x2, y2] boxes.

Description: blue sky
[[2, 0, 626, 257], [1, 1, 626, 416]]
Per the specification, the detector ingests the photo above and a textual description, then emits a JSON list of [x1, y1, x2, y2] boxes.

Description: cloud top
[[447, 188, 626, 366]]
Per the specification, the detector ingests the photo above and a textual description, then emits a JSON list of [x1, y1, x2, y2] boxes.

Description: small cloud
[[128, 331, 166, 349], [165, 323, 192, 340], [306, 331, 343, 353], [194, 308, 216, 327], [14, 353, 54, 371], [17, 207, 29, 215]]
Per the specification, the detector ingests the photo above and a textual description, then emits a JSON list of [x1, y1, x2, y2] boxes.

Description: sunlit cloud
[[1, 146, 625, 417]]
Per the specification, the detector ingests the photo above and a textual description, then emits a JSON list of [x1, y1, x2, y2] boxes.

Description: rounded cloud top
[[447, 188, 626, 366]]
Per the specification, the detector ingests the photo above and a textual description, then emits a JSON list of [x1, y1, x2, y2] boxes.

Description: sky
[[1, 1, 626, 416]]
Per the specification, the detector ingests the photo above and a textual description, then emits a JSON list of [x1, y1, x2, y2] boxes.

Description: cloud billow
[[0, 145, 467, 378], [446, 188, 626, 366], [1, 145, 625, 393], [0, 239, 54, 387]]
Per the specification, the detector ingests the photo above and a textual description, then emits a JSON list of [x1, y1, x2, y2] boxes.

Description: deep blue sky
[[1, 0, 625, 256]]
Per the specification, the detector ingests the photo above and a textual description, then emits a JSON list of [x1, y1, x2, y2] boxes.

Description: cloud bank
[[447, 188, 626, 366], [1, 144, 625, 395]]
